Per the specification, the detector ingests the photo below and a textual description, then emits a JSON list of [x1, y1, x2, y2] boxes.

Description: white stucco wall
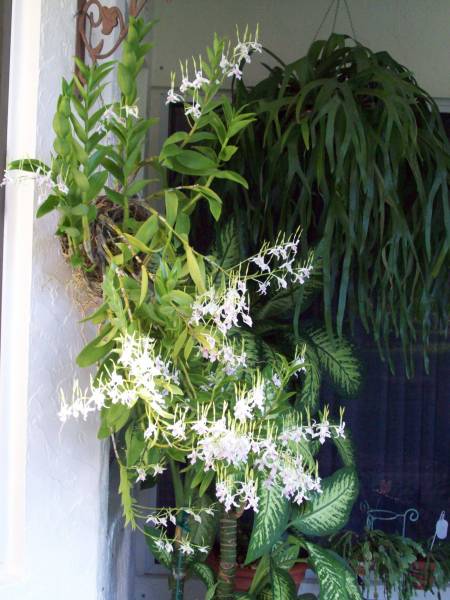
[[0, 0, 109, 598]]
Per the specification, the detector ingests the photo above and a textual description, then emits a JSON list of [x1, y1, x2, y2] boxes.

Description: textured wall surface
[[1, 1, 109, 598]]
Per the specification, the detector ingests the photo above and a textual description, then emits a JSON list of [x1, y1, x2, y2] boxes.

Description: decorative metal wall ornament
[[76, 0, 148, 64]]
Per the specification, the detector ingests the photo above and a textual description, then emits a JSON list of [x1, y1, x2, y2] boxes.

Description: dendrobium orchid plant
[[166, 27, 262, 119], [5, 17, 361, 600]]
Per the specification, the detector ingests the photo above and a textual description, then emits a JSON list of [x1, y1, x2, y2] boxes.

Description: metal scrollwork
[[77, 0, 147, 63], [360, 501, 419, 538]]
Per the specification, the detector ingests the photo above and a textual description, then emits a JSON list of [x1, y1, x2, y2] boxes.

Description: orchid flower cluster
[[1, 166, 69, 204], [188, 402, 346, 512], [59, 334, 182, 437], [140, 505, 217, 557], [190, 277, 252, 333], [166, 27, 262, 120], [247, 233, 313, 295], [58, 230, 329, 523], [190, 235, 312, 373], [58, 326, 346, 515], [95, 102, 140, 134], [199, 338, 248, 377]]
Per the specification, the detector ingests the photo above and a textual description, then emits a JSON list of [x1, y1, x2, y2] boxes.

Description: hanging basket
[[60, 195, 151, 303]]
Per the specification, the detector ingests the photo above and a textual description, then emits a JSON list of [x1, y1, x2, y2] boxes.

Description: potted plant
[[6, 17, 364, 600], [206, 536, 308, 594], [211, 33, 450, 376], [330, 529, 426, 600], [410, 540, 450, 594]]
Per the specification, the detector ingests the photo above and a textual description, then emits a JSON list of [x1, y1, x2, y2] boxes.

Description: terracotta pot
[[234, 561, 307, 592], [410, 559, 435, 590], [207, 552, 307, 593]]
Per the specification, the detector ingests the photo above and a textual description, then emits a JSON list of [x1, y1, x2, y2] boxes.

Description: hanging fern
[[224, 33, 449, 374]]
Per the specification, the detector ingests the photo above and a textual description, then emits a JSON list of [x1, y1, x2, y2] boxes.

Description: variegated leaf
[[306, 328, 361, 396], [271, 541, 299, 570], [333, 432, 356, 468], [291, 467, 358, 536], [305, 542, 362, 600], [245, 478, 290, 564], [344, 569, 363, 599], [297, 349, 321, 411], [190, 561, 215, 588], [271, 563, 297, 599]]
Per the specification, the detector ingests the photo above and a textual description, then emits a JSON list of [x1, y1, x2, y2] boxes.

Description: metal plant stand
[[360, 500, 419, 537], [359, 501, 420, 600]]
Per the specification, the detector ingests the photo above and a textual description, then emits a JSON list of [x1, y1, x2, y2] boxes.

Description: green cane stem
[[216, 507, 239, 600]]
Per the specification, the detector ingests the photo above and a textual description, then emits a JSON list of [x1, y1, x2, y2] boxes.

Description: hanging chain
[[313, 0, 357, 41]]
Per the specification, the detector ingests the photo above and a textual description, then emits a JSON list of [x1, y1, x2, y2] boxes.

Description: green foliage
[[270, 562, 297, 599], [119, 464, 135, 528], [299, 328, 361, 397], [291, 467, 359, 537], [332, 432, 357, 468], [117, 18, 155, 104], [330, 529, 426, 600], [189, 561, 217, 598], [144, 526, 172, 568], [212, 217, 242, 270], [12, 20, 371, 600], [244, 444, 358, 598], [297, 349, 321, 411], [242, 540, 303, 599], [224, 33, 450, 374], [9, 22, 251, 281], [305, 542, 362, 600], [76, 326, 116, 367], [426, 541, 450, 593], [245, 478, 291, 564]]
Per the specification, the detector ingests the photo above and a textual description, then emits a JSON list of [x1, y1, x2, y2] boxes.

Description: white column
[[0, 0, 42, 584], [0, 1, 109, 598]]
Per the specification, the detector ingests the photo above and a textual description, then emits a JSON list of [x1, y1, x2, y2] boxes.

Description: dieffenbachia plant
[[4, 19, 362, 600]]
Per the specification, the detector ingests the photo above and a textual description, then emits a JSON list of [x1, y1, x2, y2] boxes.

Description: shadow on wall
[[105, 456, 135, 600]]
